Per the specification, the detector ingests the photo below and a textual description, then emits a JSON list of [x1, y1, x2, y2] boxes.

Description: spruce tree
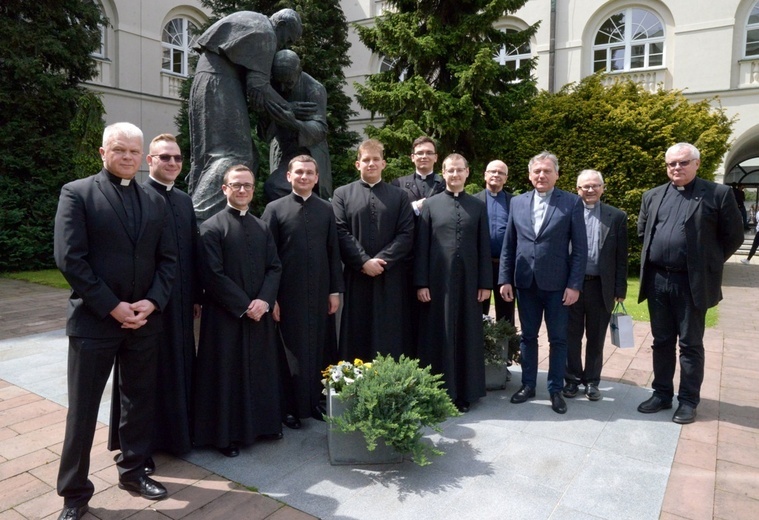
[[0, 0, 104, 271], [355, 0, 538, 178]]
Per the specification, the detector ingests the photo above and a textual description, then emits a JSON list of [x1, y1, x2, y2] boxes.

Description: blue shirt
[[486, 190, 509, 258]]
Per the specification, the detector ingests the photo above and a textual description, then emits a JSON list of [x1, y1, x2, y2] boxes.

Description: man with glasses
[[563, 170, 628, 402], [476, 160, 515, 325], [193, 165, 283, 456], [499, 151, 587, 414], [392, 136, 445, 215], [637, 143, 743, 424], [108, 134, 199, 471]]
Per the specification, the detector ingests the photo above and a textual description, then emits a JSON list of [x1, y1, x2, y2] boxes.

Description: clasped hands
[[110, 300, 155, 329]]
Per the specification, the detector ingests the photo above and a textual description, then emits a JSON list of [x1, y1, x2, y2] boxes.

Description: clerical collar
[[292, 191, 311, 202], [416, 171, 433, 180], [487, 189, 502, 197], [106, 170, 133, 187], [149, 175, 173, 191], [535, 188, 553, 199], [360, 179, 381, 188], [671, 179, 695, 193], [445, 189, 462, 198], [227, 203, 248, 216]]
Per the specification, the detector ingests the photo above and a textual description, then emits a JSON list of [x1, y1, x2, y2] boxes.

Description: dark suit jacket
[[638, 177, 743, 310], [54, 169, 177, 338], [499, 188, 587, 292], [594, 202, 628, 313], [391, 172, 445, 203]]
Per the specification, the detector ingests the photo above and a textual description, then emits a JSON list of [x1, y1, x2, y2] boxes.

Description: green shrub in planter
[[483, 315, 521, 367], [325, 354, 459, 466]]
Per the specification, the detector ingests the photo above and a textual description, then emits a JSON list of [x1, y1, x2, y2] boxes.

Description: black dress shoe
[[258, 432, 284, 441], [219, 443, 239, 457], [672, 403, 697, 424], [119, 475, 168, 500], [585, 384, 601, 401], [144, 456, 155, 476], [283, 414, 302, 429], [550, 393, 567, 414], [455, 400, 470, 413], [562, 382, 579, 398], [510, 385, 536, 404], [637, 395, 673, 414], [312, 404, 327, 421], [58, 505, 88, 520]]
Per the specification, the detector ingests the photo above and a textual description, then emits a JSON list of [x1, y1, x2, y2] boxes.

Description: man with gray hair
[[563, 169, 628, 402], [54, 122, 176, 519], [637, 143, 743, 424], [499, 151, 587, 414]]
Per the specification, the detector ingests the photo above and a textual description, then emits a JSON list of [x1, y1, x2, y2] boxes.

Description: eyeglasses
[[150, 154, 183, 163], [225, 183, 254, 192], [445, 168, 467, 174], [485, 170, 507, 176], [666, 160, 693, 169], [413, 151, 437, 157], [578, 184, 603, 192]]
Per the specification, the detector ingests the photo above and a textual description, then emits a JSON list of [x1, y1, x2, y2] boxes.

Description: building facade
[[342, 0, 759, 186], [88, 0, 209, 165]]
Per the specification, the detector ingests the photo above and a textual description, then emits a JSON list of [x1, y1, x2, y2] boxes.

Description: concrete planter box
[[326, 389, 403, 465], [485, 363, 509, 390]]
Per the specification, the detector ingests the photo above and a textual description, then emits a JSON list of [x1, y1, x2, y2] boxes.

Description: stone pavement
[[0, 256, 757, 519]]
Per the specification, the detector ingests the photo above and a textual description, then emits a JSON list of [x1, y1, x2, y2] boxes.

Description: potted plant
[[483, 315, 521, 390], [322, 355, 459, 466]]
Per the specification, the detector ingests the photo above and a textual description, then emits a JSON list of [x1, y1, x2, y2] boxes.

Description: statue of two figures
[[187, 9, 332, 221]]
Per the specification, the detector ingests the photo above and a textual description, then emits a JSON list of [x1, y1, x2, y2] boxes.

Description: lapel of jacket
[[686, 177, 706, 222], [96, 170, 134, 241], [403, 175, 421, 199], [134, 183, 151, 241], [599, 202, 611, 249], [648, 184, 668, 233], [537, 189, 559, 237]]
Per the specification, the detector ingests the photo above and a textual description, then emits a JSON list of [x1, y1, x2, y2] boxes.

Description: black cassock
[[261, 193, 344, 418], [414, 191, 492, 404], [332, 180, 414, 361], [108, 179, 198, 456], [193, 206, 282, 448]]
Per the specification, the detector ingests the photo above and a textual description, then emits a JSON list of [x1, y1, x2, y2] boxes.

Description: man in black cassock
[[108, 134, 199, 470], [332, 139, 415, 361], [415, 154, 492, 413], [261, 155, 344, 427], [193, 165, 282, 458]]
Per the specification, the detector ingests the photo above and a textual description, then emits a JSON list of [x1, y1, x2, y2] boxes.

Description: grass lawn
[[1, 269, 70, 289], [494, 277, 718, 327]]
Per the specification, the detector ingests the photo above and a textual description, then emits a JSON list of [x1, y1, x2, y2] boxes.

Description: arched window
[[493, 28, 531, 71], [378, 56, 407, 82], [746, 2, 759, 56], [593, 8, 664, 73], [162, 18, 198, 76]]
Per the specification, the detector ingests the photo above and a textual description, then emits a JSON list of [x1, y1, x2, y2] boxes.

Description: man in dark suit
[[637, 143, 743, 424], [391, 136, 445, 216], [475, 159, 515, 324], [499, 151, 587, 414], [563, 169, 628, 402], [54, 123, 176, 520]]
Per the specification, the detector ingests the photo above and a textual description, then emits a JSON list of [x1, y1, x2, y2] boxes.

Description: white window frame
[[593, 7, 664, 73], [161, 18, 198, 77], [746, 2, 759, 57], [493, 28, 531, 70]]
